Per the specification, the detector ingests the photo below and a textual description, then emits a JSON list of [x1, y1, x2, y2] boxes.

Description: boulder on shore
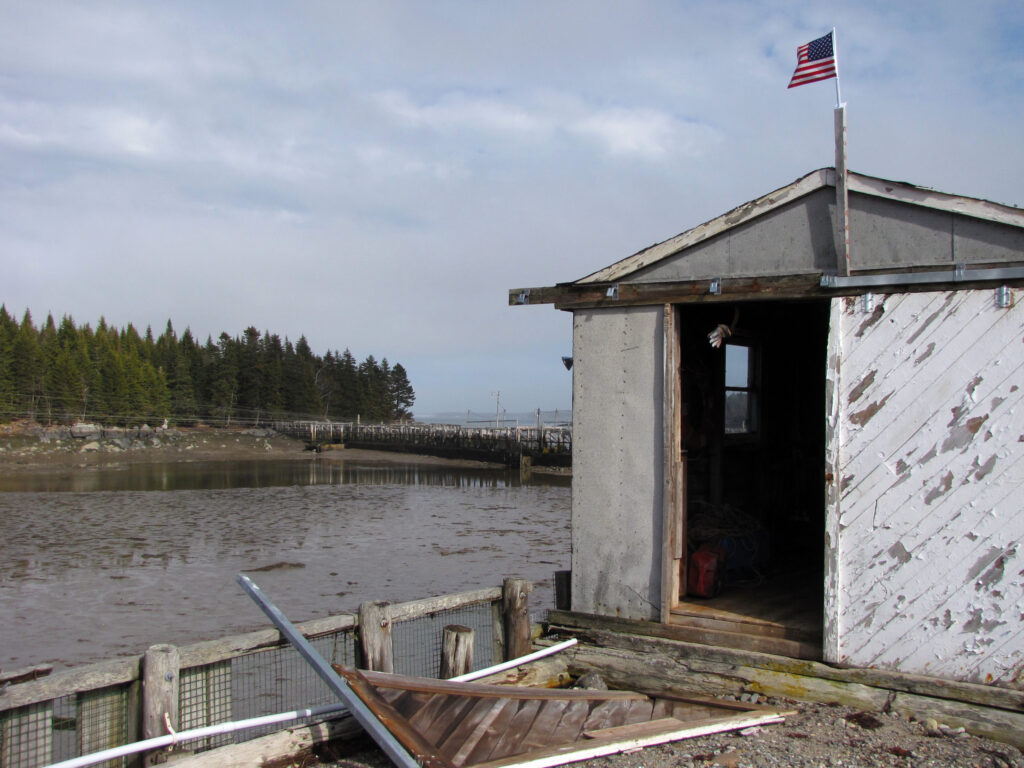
[[71, 423, 103, 440]]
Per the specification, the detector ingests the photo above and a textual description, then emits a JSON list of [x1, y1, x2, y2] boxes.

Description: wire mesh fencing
[[0, 687, 131, 768], [1, 590, 507, 768]]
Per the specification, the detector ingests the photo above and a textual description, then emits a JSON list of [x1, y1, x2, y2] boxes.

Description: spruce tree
[[0, 306, 16, 415], [389, 363, 415, 421]]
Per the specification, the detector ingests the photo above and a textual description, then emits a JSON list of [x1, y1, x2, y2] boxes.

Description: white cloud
[[0, 100, 167, 158], [374, 90, 552, 139], [570, 108, 720, 159], [373, 88, 720, 161]]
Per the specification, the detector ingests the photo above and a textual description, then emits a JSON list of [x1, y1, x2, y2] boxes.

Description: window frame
[[723, 338, 761, 440]]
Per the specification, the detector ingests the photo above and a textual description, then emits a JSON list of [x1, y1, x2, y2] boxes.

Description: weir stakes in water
[[274, 421, 572, 468]]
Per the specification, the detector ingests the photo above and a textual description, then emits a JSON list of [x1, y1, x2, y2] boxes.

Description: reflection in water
[[0, 459, 570, 671], [0, 458, 571, 493]]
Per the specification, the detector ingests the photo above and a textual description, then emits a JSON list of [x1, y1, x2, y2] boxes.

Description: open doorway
[[669, 299, 830, 659]]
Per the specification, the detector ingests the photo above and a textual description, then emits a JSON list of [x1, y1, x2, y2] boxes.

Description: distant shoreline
[[0, 421, 507, 474]]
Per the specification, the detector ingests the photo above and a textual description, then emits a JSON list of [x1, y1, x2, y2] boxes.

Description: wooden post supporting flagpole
[[831, 27, 851, 276], [834, 105, 851, 276]]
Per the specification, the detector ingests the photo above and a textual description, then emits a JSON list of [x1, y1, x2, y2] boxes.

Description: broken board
[[333, 665, 791, 768]]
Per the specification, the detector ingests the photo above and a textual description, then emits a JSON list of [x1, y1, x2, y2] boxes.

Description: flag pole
[[832, 27, 842, 108], [830, 28, 850, 275], [832, 27, 850, 274]]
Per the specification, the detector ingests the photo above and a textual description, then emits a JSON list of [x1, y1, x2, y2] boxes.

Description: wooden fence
[[273, 421, 572, 468], [0, 580, 532, 768]]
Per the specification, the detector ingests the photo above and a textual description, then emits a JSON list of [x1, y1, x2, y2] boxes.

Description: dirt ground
[[318, 697, 1023, 768]]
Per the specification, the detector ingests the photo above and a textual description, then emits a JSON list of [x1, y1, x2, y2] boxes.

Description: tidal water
[[0, 458, 571, 671]]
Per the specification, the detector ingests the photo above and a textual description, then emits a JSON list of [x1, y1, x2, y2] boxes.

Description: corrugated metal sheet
[[836, 288, 1024, 685]]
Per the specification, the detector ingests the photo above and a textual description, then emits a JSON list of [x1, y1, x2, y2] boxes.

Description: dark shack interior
[[673, 299, 830, 653]]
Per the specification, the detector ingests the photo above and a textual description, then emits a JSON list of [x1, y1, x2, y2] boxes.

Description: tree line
[[0, 307, 415, 426]]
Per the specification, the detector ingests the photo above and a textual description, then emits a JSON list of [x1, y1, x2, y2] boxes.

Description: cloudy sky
[[2, 2, 1021, 417]]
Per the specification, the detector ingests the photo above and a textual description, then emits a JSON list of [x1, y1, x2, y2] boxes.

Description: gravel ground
[[315, 700, 1023, 768]]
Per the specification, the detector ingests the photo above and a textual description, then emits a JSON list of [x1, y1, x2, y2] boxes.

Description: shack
[[511, 167, 1024, 688]]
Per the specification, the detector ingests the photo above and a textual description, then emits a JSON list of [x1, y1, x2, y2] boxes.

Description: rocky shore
[[0, 420, 309, 472], [0, 420, 504, 473]]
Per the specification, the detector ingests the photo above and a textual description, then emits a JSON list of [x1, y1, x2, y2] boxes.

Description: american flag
[[787, 31, 837, 88]]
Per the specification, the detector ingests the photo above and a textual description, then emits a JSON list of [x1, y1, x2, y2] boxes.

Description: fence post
[[502, 578, 531, 661], [439, 626, 474, 679], [359, 601, 394, 673], [142, 644, 180, 765]]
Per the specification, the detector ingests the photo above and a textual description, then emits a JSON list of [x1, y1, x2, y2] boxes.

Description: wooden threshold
[[666, 569, 822, 658], [550, 608, 821, 662], [665, 615, 819, 659]]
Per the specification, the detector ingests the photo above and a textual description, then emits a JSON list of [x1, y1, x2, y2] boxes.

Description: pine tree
[[12, 311, 43, 419], [237, 326, 265, 423], [389, 363, 415, 421], [260, 332, 285, 416], [0, 306, 19, 415], [209, 332, 240, 425], [335, 348, 360, 418]]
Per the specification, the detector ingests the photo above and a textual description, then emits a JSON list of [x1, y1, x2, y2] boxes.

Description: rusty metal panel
[[571, 307, 664, 620], [835, 288, 1024, 685]]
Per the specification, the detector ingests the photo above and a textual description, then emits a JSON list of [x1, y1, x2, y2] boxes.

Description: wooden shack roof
[[510, 168, 1024, 310]]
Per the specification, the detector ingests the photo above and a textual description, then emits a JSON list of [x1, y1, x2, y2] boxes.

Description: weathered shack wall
[[834, 288, 1024, 685], [630, 189, 835, 282], [626, 191, 1024, 284], [571, 306, 664, 620]]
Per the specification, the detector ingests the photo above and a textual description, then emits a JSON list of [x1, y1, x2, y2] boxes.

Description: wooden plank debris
[[332, 664, 789, 768]]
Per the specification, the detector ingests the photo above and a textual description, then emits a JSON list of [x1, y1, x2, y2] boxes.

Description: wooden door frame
[[660, 303, 685, 622]]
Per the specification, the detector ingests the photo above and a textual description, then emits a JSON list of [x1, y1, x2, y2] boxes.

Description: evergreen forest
[[0, 308, 415, 426]]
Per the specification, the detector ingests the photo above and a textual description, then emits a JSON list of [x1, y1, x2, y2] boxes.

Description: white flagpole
[[832, 26, 843, 107]]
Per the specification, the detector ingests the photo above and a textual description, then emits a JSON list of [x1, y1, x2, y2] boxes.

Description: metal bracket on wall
[[515, 289, 531, 305], [709, 278, 722, 295], [997, 285, 1012, 308], [820, 265, 1024, 290], [605, 284, 619, 300]]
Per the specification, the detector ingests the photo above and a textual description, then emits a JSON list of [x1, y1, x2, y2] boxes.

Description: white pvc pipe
[[450, 638, 577, 682], [43, 637, 577, 768], [43, 703, 348, 768]]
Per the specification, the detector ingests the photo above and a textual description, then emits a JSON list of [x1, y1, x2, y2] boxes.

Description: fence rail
[[274, 421, 572, 468], [0, 582, 531, 768]]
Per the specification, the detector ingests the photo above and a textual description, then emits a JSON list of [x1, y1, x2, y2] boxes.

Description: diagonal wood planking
[[835, 288, 1024, 684]]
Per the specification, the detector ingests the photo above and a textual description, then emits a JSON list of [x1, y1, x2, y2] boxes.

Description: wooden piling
[[142, 644, 180, 766], [502, 578, 531, 661], [439, 625, 474, 679], [359, 602, 394, 673]]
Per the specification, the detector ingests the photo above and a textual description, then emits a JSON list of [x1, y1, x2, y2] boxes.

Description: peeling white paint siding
[[836, 288, 1024, 685], [571, 307, 664, 620], [823, 298, 845, 664]]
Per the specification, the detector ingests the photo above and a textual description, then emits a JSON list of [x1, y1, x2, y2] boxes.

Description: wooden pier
[[272, 421, 572, 468]]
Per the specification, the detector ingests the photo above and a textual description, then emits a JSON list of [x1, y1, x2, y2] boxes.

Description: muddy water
[[0, 459, 570, 671]]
